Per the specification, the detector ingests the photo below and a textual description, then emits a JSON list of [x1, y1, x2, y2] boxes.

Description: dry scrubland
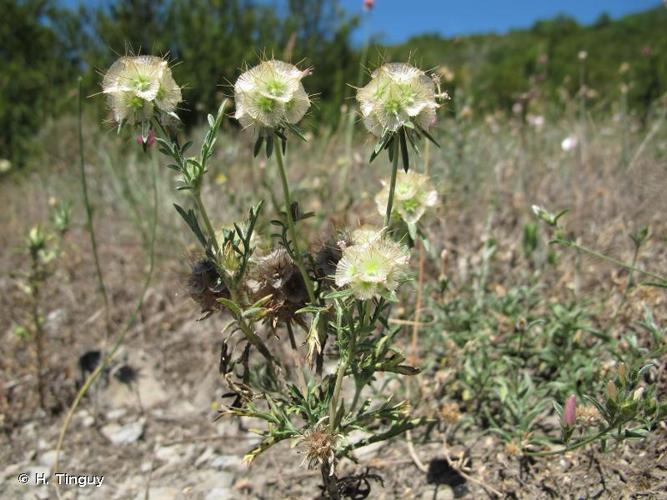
[[1, 107, 667, 498]]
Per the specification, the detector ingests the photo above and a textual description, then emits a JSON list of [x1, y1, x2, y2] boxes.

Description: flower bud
[[617, 362, 626, 382], [136, 129, 156, 147], [375, 170, 438, 225], [563, 395, 577, 427], [607, 381, 618, 400]]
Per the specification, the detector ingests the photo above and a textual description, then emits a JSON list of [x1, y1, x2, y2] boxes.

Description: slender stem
[[237, 317, 277, 369], [385, 137, 400, 227], [274, 145, 316, 303], [54, 153, 159, 484], [77, 77, 111, 342], [320, 463, 340, 500], [410, 241, 425, 365], [329, 355, 348, 431], [192, 189, 220, 256], [350, 382, 363, 414], [342, 11, 370, 174], [561, 239, 667, 284], [330, 315, 358, 430], [527, 425, 614, 457], [614, 243, 642, 318], [30, 258, 46, 411]]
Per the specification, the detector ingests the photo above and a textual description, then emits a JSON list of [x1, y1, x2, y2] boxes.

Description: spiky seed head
[[350, 226, 383, 246], [298, 425, 339, 472], [246, 248, 308, 325], [312, 239, 346, 281], [102, 55, 182, 125], [356, 63, 439, 137], [375, 170, 438, 225], [335, 233, 410, 300], [188, 258, 228, 316], [234, 60, 311, 133]]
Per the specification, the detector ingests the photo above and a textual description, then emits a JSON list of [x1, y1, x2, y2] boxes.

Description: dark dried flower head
[[246, 249, 308, 326], [188, 258, 228, 317], [312, 234, 352, 284]]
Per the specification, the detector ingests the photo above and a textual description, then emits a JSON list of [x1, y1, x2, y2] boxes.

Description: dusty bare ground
[[2, 118, 667, 499]]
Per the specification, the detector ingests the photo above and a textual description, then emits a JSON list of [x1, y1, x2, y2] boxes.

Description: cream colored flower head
[[234, 60, 311, 132], [335, 232, 410, 300], [350, 226, 383, 246], [356, 63, 439, 137], [375, 171, 438, 225], [102, 55, 182, 125]]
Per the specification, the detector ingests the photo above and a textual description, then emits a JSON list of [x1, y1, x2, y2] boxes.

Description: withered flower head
[[440, 402, 461, 425], [246, 248, 309, 326], [311, 233, 354, 284], [188, 258, 228, 318], [297, 424, 339, 473]]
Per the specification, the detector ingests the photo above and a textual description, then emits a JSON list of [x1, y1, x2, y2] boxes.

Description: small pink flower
[[364, 0, 374, 11], [136, 129, 156, 147], [563, 395, 576, 427], [641, 46, 652, 57]]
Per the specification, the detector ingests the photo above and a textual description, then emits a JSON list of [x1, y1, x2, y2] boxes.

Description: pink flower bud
[[563, 395, 576, 427], [136, 129, 156, 147], [364, 0, 374, 11]]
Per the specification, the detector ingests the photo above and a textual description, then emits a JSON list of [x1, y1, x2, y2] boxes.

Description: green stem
[[238, 317, 277, 368], [561, 239, 667, 285], [78, 77, 111, 341], [320, 463, 340, 500], [330, 323, 358, 431], [343, 17, 370, 163], [55, 153, 159, 481], [329, 353, 348, 431], [30, 258, 46, 411], [385, 137, 400, 227], [527, 426, 614, 457], [274, 145, 316, 303], [192, 189, 220, 255]]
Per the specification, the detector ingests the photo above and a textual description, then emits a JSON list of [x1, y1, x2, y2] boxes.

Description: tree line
[[1, 0, 665, 164]]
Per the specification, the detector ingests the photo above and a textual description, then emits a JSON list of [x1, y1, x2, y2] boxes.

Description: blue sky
[[339, 0, 661, 43]]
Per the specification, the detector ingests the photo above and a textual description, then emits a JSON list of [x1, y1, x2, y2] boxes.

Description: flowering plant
[[99, 54, 443, 497]]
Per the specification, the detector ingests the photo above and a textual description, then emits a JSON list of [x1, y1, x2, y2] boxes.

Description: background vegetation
[[1, 0, 665, 165], [2, 1, 666, 497]]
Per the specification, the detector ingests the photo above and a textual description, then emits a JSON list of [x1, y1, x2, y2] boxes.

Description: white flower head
[[102, 55, 182, 125], [356, 63, 439, 137], [234, 60, 311, 133], [335, 235, 410, 300], [561, 135, 578, 152], [350, 226, 384, 246], [375, 171, 438, 225], [0, 159, 11, 173]]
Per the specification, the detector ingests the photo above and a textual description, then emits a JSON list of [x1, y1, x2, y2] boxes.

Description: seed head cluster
[[335, 229, 410, 300], [187, 258, 228, 317], [246, 248, 309, 326], [356, 63, 439, 137], [234, 60, 311, 133], [375, 170, 438, 225], [102, 55, 181, 125], [298, 426, 338, 473]]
